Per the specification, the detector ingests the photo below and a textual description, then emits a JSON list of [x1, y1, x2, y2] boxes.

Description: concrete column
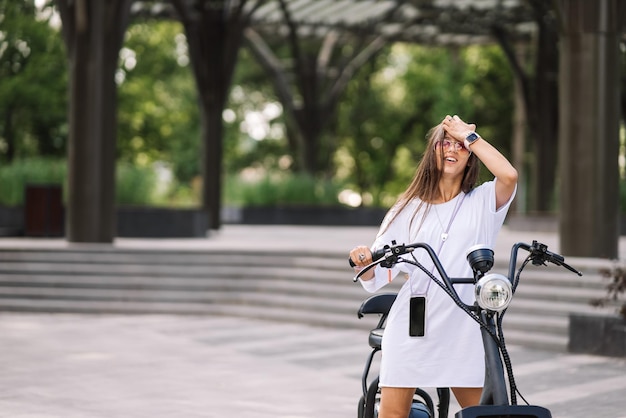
[[558, 0, 624, 258]]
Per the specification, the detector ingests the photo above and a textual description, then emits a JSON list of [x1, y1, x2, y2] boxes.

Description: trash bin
[[24, 184, 64, 237]]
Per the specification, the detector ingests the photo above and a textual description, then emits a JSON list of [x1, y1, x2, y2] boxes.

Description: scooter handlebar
[[527, 240, 582, 276], [350, 240, 583, 281]]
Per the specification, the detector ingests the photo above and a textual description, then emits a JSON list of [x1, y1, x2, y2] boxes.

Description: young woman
[[349, 115, 518, 418]]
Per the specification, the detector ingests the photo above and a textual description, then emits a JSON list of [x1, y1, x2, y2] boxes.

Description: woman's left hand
[[442, 115, 518, 209], [442, 115, 475, 142]]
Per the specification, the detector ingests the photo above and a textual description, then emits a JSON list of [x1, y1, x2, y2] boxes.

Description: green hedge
[[4, 159, 626, 212], [0, 159, 159, 207], [0, 158, 66, 206], [0, 159, 347, 208], [223, 173, 343, 207]]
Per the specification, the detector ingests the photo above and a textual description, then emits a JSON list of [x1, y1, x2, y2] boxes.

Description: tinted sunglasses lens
[[444, 140, 468, 152]]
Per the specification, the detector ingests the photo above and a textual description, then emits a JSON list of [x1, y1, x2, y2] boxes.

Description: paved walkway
[[0, 313, 624, 418], [0, 225, 625, 417]]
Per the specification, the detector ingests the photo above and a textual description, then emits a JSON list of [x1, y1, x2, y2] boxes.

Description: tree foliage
[[117, 20, 200, 184], [1, 4, 516, 210], [0, 0, 67, 162], [336, 43, 514, 207]]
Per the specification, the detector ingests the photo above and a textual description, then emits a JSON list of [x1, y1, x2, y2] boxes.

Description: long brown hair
[[380, 123, 480, 235]]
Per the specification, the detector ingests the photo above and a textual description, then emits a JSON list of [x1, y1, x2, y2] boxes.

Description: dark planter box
[[117, 207, 209, 238], [23, 184, 65, 237], [568, 313, 626, 357], [0, 205, 24, 236], [0, 184, 65, 237], [1, 206, 209, 238], [235, 206, 387, 226]]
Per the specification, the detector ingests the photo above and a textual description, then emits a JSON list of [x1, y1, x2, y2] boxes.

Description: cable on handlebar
[[403, 254, 503, 345]]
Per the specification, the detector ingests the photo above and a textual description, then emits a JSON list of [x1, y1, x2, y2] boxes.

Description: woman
[[349, 114, 517, 417]]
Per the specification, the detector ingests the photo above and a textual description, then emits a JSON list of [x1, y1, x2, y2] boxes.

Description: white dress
[[359, 180, 515, 388]]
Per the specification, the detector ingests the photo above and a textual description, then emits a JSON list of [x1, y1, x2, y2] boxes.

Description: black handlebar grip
[[371, 248, 386, 261], [547, 250, 565, 264], [348, 248, 387, 267]]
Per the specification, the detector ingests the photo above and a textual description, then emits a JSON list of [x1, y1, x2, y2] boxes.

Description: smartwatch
[[464, 131, 481, 150]]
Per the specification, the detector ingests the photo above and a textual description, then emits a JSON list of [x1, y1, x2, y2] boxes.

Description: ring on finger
[[359, 253, 366, 261]]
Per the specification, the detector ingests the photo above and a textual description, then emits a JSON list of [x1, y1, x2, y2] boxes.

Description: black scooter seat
[[369, 328, 384, 349]]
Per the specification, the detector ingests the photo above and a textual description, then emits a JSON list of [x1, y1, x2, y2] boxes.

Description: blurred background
[[0, 0, 624, 256]]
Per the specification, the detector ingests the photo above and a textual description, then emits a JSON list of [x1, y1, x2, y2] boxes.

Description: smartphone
[[409, 296, 426, 337]]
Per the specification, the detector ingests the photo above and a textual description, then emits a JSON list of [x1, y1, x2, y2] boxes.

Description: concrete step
[[0, 246, 617, 353], [502, 328, 568, 352], [503, 312, 568, 335], [0, 297, 369, 330], [0, 263, 353, 284], [0, 273, 359, 296], [507, 296, 614, 317], [0, 250, 350, 270], [0, 287, 363, 315], [513, 282, 607, 303]]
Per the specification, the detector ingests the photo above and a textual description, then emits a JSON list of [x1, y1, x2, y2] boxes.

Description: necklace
[[433, 206, 449, 241], [433, 194, 465, 242]]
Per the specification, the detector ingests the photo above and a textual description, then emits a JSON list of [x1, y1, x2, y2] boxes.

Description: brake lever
[[552, 259, 583, 276], [352, 258, 384, 282]]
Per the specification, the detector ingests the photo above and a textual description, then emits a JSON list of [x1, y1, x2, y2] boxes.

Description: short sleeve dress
[[359, 180, 515, 388]]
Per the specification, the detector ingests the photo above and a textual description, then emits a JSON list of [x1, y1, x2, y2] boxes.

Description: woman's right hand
[[349, 246, 375, 280]]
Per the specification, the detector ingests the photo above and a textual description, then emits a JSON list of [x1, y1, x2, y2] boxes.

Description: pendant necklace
[[433, 194, 465, 242], [433, 206, 448, 241]]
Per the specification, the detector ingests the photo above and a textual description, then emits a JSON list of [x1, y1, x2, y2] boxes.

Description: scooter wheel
[[364, 377, 379, 418], [358, 395, 365, 418]]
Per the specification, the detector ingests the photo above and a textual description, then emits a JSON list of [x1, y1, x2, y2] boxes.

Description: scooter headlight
[[475, 273, 512, 312]]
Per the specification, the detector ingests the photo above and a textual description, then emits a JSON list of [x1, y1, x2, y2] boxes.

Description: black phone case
[[409, 296, 426, 337]]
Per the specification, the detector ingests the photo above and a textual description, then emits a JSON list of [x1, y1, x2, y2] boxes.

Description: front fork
[[478, 311, 509, 406]]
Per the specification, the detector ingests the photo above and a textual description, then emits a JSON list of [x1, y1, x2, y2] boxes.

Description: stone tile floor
[[0, 313, 624, 418]]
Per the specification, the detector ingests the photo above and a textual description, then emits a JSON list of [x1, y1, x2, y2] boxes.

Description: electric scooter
[[351, 240, 582, 418]]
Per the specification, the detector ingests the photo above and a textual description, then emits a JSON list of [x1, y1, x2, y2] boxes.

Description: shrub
[[115, 162, 158, 205], [591, 264, 626, 319], [0, 158, 162, 207], [0, 158, 66, 206], [224, 172, 343, 207]]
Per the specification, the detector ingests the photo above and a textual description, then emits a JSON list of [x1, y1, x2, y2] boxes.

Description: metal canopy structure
[[61, 0, 623, 258], [248, 0, 537, 45]]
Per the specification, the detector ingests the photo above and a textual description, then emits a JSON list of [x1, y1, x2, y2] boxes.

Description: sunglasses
[[436, 139, 470, 153]]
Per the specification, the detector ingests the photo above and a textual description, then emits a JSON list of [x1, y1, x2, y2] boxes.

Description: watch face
[[466, 132, 480, 143]]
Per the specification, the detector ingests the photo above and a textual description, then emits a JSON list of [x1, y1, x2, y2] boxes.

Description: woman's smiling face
[[435, 134, 471, 177]]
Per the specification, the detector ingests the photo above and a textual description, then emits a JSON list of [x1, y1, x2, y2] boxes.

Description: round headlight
[[475, 273, 513, 312]]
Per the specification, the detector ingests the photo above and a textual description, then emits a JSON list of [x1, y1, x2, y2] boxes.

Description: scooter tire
[[358, 395, 365, 418], [413, 388, 434, 414], [364, 377, 380, 418]]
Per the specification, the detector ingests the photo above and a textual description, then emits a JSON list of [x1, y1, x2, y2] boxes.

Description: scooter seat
[[369, 328, 384, 349]]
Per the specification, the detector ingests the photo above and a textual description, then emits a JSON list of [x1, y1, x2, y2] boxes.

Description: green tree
[[117, 20, 200, 185], [0, 0, 67, 162], [222, 48, 291, 176], [337, 44, 514, 207]]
